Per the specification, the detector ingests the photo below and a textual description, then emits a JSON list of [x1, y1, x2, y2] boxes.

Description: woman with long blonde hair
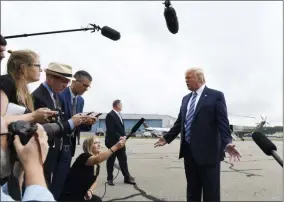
[[59, 135, 127, 201], [0, 49, 56, 124]]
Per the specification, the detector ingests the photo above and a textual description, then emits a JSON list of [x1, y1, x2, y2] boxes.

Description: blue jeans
[[50, 145, 73, 200]]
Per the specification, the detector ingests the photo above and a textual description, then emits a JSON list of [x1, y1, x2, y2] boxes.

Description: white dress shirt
[[113, 109, 123, 124]]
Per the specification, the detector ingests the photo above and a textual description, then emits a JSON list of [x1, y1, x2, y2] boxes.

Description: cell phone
[[95, 113, 102, 118]]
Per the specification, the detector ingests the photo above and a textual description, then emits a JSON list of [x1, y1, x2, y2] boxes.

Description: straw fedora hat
[[44, 62, 75, 80]]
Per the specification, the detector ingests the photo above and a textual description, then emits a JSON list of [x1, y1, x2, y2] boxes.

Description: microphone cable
[[99, 165, 120, 199]]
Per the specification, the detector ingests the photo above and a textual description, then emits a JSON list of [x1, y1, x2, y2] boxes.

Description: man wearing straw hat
[[32, 62, 89, 188]]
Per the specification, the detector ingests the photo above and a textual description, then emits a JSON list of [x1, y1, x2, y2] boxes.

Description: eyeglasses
[[94, 141, 100, 144], [76, 80, 91, 90]]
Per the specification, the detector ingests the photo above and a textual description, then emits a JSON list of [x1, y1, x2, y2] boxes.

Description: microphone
[[101, 26, 120, 41], [126, 118, 145, 139], [163, 0, 179, 34], [252, 131, 283, 167], [4, 23, 121, 41]]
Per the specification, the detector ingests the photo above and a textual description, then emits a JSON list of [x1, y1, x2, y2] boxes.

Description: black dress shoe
[[124, 176, 136, 185], [107, 180, 114, 186]]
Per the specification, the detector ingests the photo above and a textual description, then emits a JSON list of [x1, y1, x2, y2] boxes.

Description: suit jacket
[[163, 86, 232, 165], [105, 110, 126, 148], [58, 87, 92, 156], [32, 84, 72, 146]]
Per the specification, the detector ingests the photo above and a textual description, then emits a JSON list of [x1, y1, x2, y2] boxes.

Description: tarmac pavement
[[73, 135, 283, 201]]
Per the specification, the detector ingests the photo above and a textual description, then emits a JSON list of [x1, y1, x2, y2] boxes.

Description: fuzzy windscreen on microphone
[[101, 26, 121, 41], [164, 6, 179, 34]]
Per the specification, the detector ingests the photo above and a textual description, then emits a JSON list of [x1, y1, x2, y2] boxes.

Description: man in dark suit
[[51, 70, 97, 200], [32, 63, 84, 188], [154, 67, 241, 202], [105, 99, 136, 185]]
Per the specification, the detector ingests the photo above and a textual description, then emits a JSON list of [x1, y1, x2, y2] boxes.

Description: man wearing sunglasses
[[50, 70, 97, 200], [64, 70, 93, 146]]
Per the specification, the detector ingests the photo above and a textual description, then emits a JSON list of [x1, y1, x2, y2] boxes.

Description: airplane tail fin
[[143, 122, 149, 128]]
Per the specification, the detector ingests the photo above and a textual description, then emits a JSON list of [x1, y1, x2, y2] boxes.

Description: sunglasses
[[76, 80, 91, 89]]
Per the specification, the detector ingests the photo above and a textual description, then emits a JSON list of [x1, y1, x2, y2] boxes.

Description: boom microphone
[[4, 23, 121, 41], [163, 0, 179, 34], [252, 131, 283, 167], [101, 26, 121, 41], [126, 118, 145, 139]]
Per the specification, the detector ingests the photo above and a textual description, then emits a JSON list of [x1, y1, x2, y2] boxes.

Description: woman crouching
[[59, 135, 126, 201]]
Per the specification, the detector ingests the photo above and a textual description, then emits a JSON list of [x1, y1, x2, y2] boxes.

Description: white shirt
[[113, 109, 123, 123], [184, 84, 206, 127]]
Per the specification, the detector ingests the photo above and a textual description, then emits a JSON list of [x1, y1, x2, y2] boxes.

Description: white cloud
[[1, 1, 282, 126]]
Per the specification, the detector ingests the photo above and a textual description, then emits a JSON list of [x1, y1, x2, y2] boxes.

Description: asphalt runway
[[74, 135, 283, 201]]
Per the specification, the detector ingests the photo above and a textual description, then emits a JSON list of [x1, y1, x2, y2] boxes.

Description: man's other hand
[[225, 143, 241, 162], [154, 137, 167, 148], [72, 113, 88, 126], [84, 116, 98, 125]]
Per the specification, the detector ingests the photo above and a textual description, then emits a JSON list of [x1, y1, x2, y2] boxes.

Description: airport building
[[91, 113, 177, 133]]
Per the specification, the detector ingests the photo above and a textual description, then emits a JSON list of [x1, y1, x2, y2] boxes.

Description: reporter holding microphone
[[59, 135, 127, 201]]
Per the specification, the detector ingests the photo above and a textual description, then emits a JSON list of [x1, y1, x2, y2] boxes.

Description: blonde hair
[[83, 136, 95, 155], [185, 67, 206, 83], [6, 49, 39, 111], [82, 136, 100, 176]]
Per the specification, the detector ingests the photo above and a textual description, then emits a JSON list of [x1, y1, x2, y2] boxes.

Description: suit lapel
[[64, 88, 72, 116], [112, 110, 124, 127], [76, 97, 81, 113], [193, 86, 208, 120], [182, 93, 191, 122], [40, 84, 56, 110]]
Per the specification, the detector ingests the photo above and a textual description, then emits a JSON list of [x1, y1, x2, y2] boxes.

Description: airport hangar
[[90, 113, 177, 133]]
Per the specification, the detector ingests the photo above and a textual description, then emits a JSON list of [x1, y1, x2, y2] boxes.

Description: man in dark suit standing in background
[[154, 67, 241, 202], [105, 99, 136, 186]]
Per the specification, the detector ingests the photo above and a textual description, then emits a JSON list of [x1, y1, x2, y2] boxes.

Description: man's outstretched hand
[[225, 143, 241, 161], [154, 137, 167, 148]]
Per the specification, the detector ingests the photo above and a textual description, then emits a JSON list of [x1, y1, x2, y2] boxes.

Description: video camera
[[6, 120, 63, 163]]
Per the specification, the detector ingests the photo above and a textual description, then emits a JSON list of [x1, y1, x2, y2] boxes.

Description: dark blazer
[[32, 83, 72, 176], [163, 86, 232, 165], [105, 110, 126, 148], [32, 84, 72, 145], [58, 87, 92, 156]]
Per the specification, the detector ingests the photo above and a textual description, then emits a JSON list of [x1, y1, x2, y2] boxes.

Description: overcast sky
[[1, 1, 282, 126]]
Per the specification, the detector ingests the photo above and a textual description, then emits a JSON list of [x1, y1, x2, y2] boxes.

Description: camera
[[7, 120, 63, 163]]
